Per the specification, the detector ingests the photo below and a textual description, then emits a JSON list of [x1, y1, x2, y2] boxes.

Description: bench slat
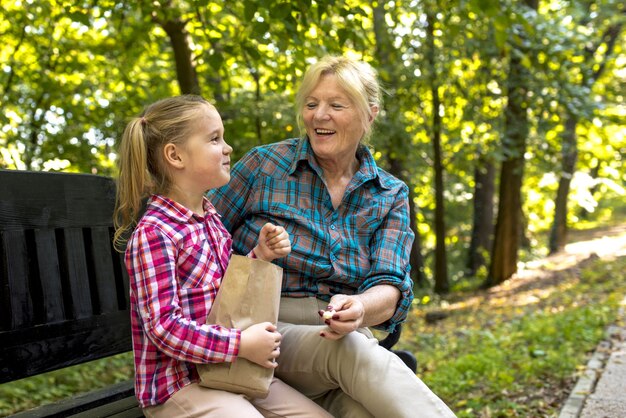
[[57, 228, 93, 319], [72, 396, 143, 418], [0, 170, 117, 229], [116, 250, 131, 310], [1, 230, 34, 329], [88, 227, 121, 314], [0, 311, 132, 383], [34, 229, 66, 322]]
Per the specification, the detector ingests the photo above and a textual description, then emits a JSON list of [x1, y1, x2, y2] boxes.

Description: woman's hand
[[253, 223, 291, 262], [318, 294, 365, 340], [318, 285, 401, 340], [239, 322, 281, 368]]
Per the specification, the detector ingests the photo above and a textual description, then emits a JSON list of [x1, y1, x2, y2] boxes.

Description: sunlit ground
[[402, 223, 626, 417]]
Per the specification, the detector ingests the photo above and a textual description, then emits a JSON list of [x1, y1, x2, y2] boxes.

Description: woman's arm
[[321, 183, 414, 339]]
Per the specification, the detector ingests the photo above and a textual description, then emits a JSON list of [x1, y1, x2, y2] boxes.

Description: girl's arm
[[128, 227, 240, 364]]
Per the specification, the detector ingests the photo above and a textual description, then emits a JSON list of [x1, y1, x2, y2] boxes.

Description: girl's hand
[[239, 322, 281, 368], [253, 223, 291, 262], [318, 295, 365, 340]]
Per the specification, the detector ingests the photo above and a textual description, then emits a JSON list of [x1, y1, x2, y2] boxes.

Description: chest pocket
[[177, 239, 215, 288]]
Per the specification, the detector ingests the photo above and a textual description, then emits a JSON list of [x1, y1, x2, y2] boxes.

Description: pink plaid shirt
[[125, 194, 241, 407]]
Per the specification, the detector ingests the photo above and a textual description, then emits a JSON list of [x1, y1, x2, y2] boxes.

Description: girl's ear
[[163, 143, 184, 169]]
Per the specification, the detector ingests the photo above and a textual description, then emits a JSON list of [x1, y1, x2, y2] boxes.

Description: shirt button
[[330, 224, 336, 230]]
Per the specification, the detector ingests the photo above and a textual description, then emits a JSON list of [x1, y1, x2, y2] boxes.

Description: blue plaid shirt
[[209, 137, 414, 332]]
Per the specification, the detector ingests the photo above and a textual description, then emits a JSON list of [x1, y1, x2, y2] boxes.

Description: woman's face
[[302, 74, 368, 166]]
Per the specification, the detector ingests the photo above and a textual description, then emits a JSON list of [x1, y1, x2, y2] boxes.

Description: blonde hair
[[113, 95, 212, 251], [295, 56, 382, 141]]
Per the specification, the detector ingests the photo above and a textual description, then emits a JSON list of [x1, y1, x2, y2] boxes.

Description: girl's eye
[[306, 103, 317, 109], [332, 104, 345, 109]]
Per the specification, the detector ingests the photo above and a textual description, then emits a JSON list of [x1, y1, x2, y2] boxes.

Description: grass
[[1, 243, 624, 416], [0, 352, 134, 415], [403, 254, 626, 417]]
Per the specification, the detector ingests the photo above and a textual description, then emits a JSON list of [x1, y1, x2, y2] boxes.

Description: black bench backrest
[[0, 170, 132, 383]]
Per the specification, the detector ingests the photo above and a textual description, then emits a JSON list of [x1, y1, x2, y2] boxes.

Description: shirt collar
[[289, 136, 313, 174], [289, 136, 390, 190], [148, 194, 218, 223]]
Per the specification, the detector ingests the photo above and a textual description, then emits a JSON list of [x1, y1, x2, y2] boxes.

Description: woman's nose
[[314, 105, 331, 120]]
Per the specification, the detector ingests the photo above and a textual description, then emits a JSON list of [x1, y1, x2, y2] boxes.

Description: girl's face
[[180, 105, 233, 192], [302, 74, 369, 167]]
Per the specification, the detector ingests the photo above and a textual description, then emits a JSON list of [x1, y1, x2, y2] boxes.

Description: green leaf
[[270, 1, 291, 20], [207, 53, 224, 71], [68, 11, 90, 26], [253, 21, 270, 37], [244, 2, 257, 21]]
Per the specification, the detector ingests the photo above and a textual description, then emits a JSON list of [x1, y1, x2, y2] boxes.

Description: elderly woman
[[209, 56, 456, 417]]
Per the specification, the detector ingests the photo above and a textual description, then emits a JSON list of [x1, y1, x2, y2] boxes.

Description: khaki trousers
[[276, 297, 457, 418], [143, 378, 333, 418]]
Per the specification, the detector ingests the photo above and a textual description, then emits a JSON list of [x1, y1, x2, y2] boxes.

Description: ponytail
[[113, 118, 149, 251]]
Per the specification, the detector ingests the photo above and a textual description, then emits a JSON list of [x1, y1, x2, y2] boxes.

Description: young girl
[[113, 95, 332, 418]]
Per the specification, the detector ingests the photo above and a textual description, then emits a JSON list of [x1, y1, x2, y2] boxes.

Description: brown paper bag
[[197, 254, 283, 398]]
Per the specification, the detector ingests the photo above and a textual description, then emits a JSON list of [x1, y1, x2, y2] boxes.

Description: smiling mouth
[[315, 128, 336, 136]]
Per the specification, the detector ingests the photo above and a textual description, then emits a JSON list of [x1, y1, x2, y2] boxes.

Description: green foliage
[[403, 254, 626, 417], [0, 352, 134, 416], [1, 0, 625, 286]]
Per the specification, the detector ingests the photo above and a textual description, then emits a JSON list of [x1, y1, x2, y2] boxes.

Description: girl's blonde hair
[[295, 56, 382, 142], [113, 95, 212, 250]]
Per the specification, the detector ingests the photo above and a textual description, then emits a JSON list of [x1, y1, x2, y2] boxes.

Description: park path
[[554, 223, 626, 418]]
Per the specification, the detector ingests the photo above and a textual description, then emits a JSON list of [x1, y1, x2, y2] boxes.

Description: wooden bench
[[0, 169, 416, 417], [0, 169, 142, 417]]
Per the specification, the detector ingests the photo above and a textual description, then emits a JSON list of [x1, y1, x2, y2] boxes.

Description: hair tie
[[140, 116, 147, 125]]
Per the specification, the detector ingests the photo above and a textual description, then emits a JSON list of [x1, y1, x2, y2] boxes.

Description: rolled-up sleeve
[[358, 184, 414, 332]]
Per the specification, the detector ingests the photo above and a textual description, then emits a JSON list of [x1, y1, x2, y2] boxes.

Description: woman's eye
[[332, 104, 345, 109], [306, 103, 317, 109]]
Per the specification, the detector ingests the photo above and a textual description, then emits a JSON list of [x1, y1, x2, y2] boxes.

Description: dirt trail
[[499, 223, 626, 296], [441, 223, 626, 312], [525, 223, 626, 272]]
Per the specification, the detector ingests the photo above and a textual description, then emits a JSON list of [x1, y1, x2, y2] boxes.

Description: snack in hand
[[322, 310, 335, 320]]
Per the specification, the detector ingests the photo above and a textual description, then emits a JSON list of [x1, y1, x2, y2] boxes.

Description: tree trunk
[[466, 157, 495, 276], [161, 18, 201, 95], [427, 12, 449, 294], [372, 3, 427, 287], [549, 115, 578, 253], [486, 52, 529, 287], [485, 0, 538, 287], [519, 206, 531, 249]]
